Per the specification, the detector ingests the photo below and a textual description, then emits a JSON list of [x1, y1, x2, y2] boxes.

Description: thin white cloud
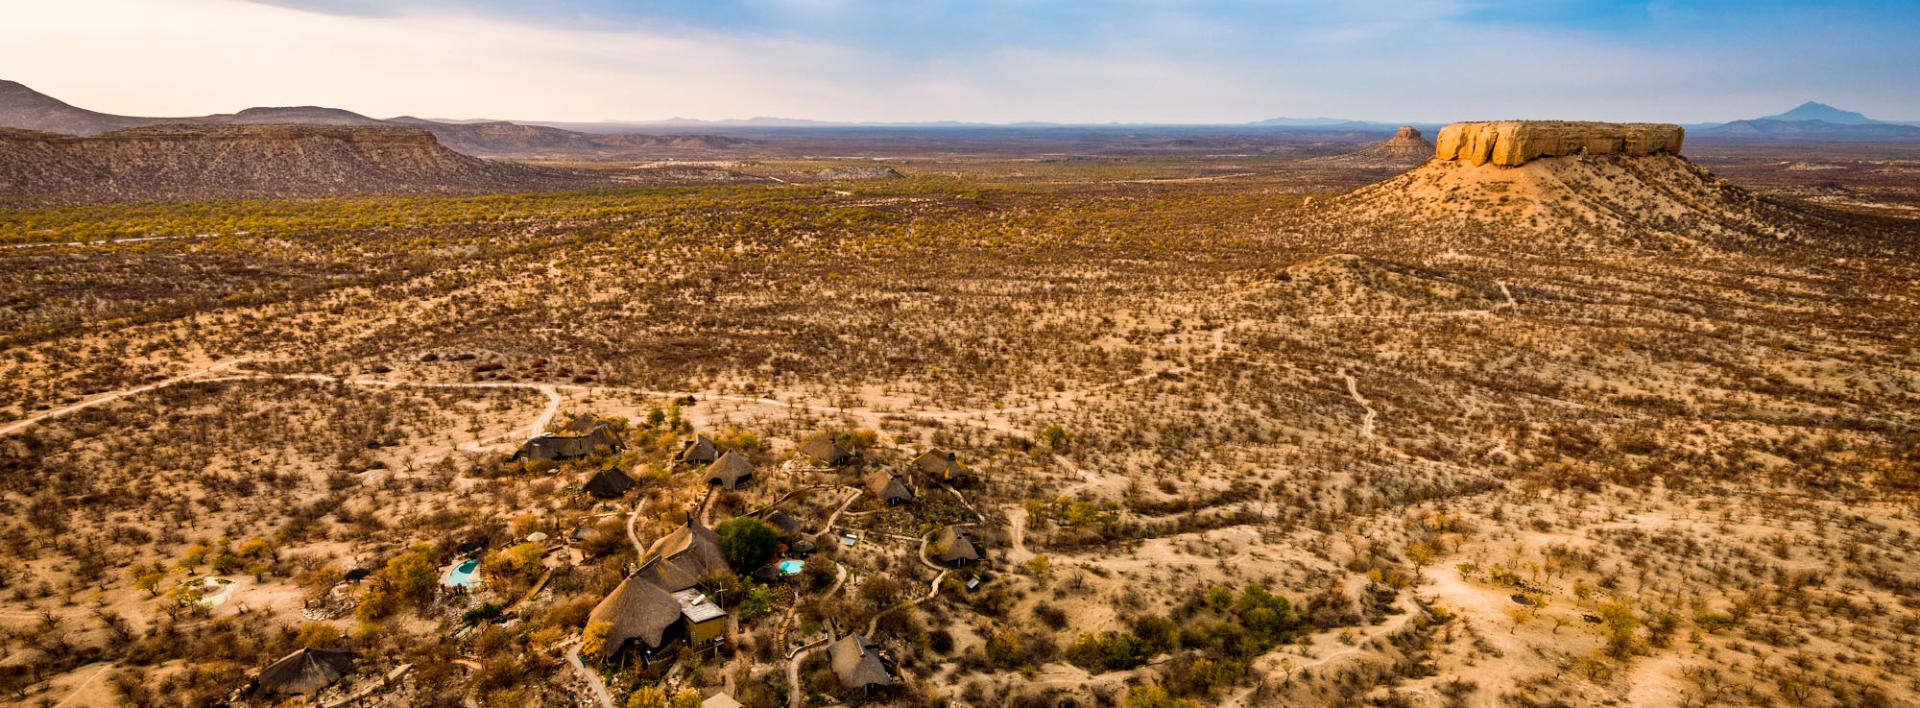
[[5, 0, 1914, 123], [6, 0, 873, 121]]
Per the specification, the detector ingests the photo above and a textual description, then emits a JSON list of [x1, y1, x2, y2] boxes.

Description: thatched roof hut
[[762, 510, 804, 536], [646, 514, 730, 579], [932, 526, 981, 566], [630, 556, 701, 593], [827, 634, 893, 693], [676, 435, 720, 465], [563, 414, 600, 434], [515, 423, 624, 462], [750, 564, 783, 584], [254, 647, 354, 697], [587, 574, 685, 657], [868, 471, 913, 505], [583, 467, 636, 499], [703, 451, 755, 490], [912, 449, 971, 484], [797, 438, 852, 466]]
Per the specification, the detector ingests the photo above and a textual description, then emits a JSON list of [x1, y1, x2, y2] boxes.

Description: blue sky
[[10, 0, 1919, 123]]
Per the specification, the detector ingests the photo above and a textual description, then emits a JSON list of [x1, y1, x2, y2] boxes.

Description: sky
[[5, 0, 1918, 124]]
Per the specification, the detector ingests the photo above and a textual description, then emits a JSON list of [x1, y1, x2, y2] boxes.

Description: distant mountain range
[[1249, 102, 1920, 141], [575, 102, 1920, 140], [1691, 101, 1920, 140], [0, 79, 1427, 154], [1755, 101, 1878, 124], [0, 80, 755, 157], [528, 116, 1438, 133], [3, 80, 1916, 149]]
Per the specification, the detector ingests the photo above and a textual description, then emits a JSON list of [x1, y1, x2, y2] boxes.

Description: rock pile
[[1434, 121, 1684, 167]]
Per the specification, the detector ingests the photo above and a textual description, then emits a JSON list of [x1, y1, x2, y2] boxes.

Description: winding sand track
[[863, 525, 960, 636], [1340, 369, 1378, 439], [0, 233, 214, 250], [817, 489, 865, 537], [49, 663, 113, 708], [0, 357, 250, 436], [1005, 505, 1034, 564], [1, 316, 1264, 440], [527, 385, 562, 439], [563, 639, 615, 708], [784, 564, 850, 708], [627, 496, 650, 557], [786, 632, 830, 708]]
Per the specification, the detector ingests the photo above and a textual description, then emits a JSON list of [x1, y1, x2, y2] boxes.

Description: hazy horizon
[[7, 0, 1920, 126]]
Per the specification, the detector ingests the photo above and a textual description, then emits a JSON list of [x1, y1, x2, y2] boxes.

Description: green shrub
[[1065, 631, 1153, 672], [716, 517, 780, 572]]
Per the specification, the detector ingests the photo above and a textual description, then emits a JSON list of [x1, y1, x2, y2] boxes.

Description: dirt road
[[1005, 505, 1033, 564], [0, 357, 250, 436], [1340, 369, 1378, 439]]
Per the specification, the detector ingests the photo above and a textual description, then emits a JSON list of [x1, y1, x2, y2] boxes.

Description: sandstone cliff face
[[0, 124, 582, 202], [1332, 144, 1813, 253], [1434, 121, 1684, 167]]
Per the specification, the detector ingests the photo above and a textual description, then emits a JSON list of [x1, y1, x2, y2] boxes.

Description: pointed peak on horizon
[[1759, 101, 1878, 125]]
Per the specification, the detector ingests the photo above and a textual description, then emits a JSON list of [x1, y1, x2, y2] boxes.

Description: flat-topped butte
[[1435, 121, 1684, 167]]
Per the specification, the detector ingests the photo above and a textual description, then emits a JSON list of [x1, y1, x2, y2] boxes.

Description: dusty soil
[[1, 145, 1917, 707]]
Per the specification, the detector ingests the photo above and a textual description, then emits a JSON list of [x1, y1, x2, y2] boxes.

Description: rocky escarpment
[[1319, 120, 1871, 253], [1435, 121, 1684, 167], [0, 124, 585, 202]]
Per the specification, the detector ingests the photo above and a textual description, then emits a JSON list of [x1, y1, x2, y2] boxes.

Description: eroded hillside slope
[[0, 124, 581, 201]]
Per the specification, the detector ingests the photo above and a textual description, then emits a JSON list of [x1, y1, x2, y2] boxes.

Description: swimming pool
[[442, 558, 482, 588], [776, 560, 804, 576]]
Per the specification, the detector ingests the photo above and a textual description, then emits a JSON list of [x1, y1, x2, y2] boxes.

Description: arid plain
[[2, 118, 1919, 708]]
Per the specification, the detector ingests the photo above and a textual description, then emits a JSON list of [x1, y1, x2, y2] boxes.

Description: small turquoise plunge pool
[[776, 560, 804, 576], [443, 558, 482, 588]]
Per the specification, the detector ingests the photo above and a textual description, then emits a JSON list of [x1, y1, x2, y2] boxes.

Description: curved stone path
[[563, 638, 615, 708]]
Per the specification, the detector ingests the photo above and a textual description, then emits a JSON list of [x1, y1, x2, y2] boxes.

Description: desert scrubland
[[1, 129, 1918, 708]]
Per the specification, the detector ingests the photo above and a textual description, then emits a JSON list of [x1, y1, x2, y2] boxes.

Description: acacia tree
[[583, 620, 612, 659], [1040, 424, 1072, 452], [1405, 542, 1435, 580], [358, 545, 439, 621], [716, 517, 780, 572], [1599, 601, 1639, 658]]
